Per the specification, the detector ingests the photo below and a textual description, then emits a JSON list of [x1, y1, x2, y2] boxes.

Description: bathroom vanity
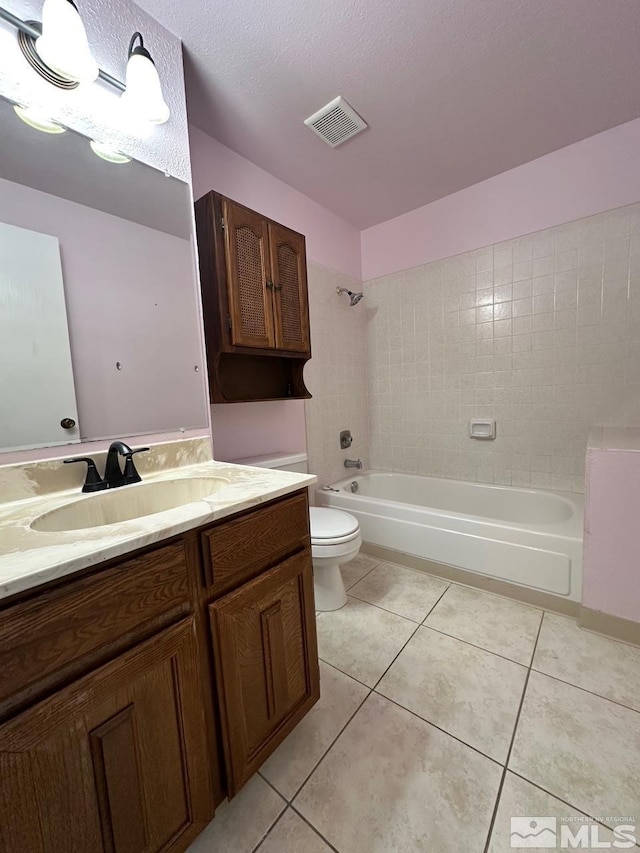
[[0, 475, 319, 852]]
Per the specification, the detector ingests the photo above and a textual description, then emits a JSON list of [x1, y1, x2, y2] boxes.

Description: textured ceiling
[[136, 0, 640, 228]]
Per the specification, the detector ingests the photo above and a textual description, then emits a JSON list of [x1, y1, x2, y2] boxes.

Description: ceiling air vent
[[304, 96, 367, 148]]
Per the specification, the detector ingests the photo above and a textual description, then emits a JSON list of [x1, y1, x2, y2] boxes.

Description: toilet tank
[[231, 452, 309, 474]]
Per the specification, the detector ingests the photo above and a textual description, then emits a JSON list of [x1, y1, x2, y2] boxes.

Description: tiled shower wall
[[364, 204, 640, 493], [304, 264, 369, 492]]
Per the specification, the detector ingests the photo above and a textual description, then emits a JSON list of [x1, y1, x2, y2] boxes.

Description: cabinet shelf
[[195, 192, 312, 404]]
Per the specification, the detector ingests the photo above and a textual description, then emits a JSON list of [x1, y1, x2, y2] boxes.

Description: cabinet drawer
[[0, 541, 190, 716], [201, 492, 309, 596]]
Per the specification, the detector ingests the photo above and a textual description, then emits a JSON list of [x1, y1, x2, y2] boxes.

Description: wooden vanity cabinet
[[0, 619, 211, 853], [210, 550, 319, 795], [194, 192, 311, 402], [0, 489, 319, 853]]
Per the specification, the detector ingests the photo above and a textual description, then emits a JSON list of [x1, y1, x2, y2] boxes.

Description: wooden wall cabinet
[[194, 192, 312, 403], [0, 490, 319, 853]]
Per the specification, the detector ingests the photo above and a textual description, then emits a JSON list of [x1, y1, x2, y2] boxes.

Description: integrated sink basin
[[31, 477, 231, 532]]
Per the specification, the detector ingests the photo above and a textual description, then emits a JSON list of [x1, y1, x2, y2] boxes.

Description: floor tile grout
[[288, 685, 372, 806], [370, 689, 504, 768], [370, 560, 549, 613], [260, 679, 374, 812], [528, 667, 640, 716], [288, 804, 342, 852], [482, 608, 546, 853], [506, 770, 640, 849], [343, 559, 383, 592], [263, 565, 639, 853], [370, 584, 450, 692], [317, 656, 374, 690], [419, 621, 535, 668], [345, 591, 423, 624], [247, 790, 288, 853]]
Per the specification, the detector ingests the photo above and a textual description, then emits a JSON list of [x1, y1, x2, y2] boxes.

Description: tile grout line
[[370, 584, 450, 693], [248, 792, 288, 853], [288, 805, 342, 853], [256, 584, 450, 849], [507, 770, 640, 849], [528, 667, 640, 716], [370, 689, 503, 767], [343, 559, 384, 592], [482, 609, 546, 853], [419, 621, 533, 667], [285, 684, 372, 804], [318, 657, 372, 689], [250, 801, 342, 853], [345, 591, 423, 624]]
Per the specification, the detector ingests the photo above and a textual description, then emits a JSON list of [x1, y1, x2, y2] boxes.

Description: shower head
[[336, 287, 364, 307]]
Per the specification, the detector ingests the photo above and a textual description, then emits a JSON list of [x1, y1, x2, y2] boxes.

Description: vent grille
[[304, 96, 367, 148]]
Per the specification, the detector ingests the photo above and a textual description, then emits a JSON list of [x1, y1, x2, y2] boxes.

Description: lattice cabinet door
[[268, 223, 310, 354], [223, 199, 275, 349]]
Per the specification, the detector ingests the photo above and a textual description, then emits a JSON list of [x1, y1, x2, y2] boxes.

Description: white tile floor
[[189, 556, 640, 853]]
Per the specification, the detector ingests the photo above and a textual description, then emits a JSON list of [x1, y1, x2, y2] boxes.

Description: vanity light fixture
[[120, 32, 170, 125], [89, 139, 131, 164], [35, 0, 98, 84], [0, 6, 170, 126], [13, 103, 66, 133]]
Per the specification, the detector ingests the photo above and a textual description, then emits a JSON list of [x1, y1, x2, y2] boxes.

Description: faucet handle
[[64, 457, 108, 493], [121, 447, 150, 485]]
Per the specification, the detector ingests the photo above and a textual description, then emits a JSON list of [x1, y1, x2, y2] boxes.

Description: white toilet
[[308, 506, 361, 610], [235, 453, 362, 611]]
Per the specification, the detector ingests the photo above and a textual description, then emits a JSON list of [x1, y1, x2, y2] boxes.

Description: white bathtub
[[319, 471, 584, 601]]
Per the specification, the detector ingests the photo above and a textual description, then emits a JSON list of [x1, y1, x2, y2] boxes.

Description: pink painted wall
[[361, 117, 640, 281], [189, 125, 361, 462], [583, 446, 640, 624], [209, 401, 307, 462], [189, 126, 361, 280]]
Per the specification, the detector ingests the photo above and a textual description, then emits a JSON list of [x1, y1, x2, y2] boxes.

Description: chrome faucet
[[344, 458, 363, 469]]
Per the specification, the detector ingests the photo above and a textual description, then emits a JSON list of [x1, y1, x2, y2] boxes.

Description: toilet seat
[[309, 507, 359, 542], [311, 529, 360, 547]]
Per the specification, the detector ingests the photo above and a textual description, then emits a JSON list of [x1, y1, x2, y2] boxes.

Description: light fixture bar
[[0, 5, 125, 91]]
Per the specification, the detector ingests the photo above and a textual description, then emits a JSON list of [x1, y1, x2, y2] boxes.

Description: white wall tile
[[362, 203, 640, 494]]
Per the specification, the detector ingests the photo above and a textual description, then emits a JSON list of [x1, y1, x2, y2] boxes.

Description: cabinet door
[[223, 199, 275, 349], [209, 550, 320, 795], [268, 223, 310, 354], [0, 619, 213, 853]]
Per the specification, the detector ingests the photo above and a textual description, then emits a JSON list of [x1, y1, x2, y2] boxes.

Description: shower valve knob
[[340, 430, 353, 449]]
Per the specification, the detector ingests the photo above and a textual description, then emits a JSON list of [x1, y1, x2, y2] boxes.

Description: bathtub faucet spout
[[344, 458, 363, 469]]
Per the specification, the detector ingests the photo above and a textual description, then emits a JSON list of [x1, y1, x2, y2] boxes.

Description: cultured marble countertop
[[0, 461, 317, 601]]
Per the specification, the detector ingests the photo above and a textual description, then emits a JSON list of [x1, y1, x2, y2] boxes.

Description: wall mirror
[[0, 94, 208, 454]]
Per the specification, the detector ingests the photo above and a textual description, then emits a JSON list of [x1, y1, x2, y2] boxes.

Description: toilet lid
[[309, 507, 359, 539]]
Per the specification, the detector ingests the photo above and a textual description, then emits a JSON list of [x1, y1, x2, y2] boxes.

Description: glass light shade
[[89, 140, 131, 164], [35, 0, 99, 84], [14, 104, 66, 134], [121, 51, 170, 125]]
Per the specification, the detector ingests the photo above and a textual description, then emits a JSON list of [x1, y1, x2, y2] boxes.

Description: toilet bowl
[[310, 507, 361, 611], [230, 453, 362, 611]]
